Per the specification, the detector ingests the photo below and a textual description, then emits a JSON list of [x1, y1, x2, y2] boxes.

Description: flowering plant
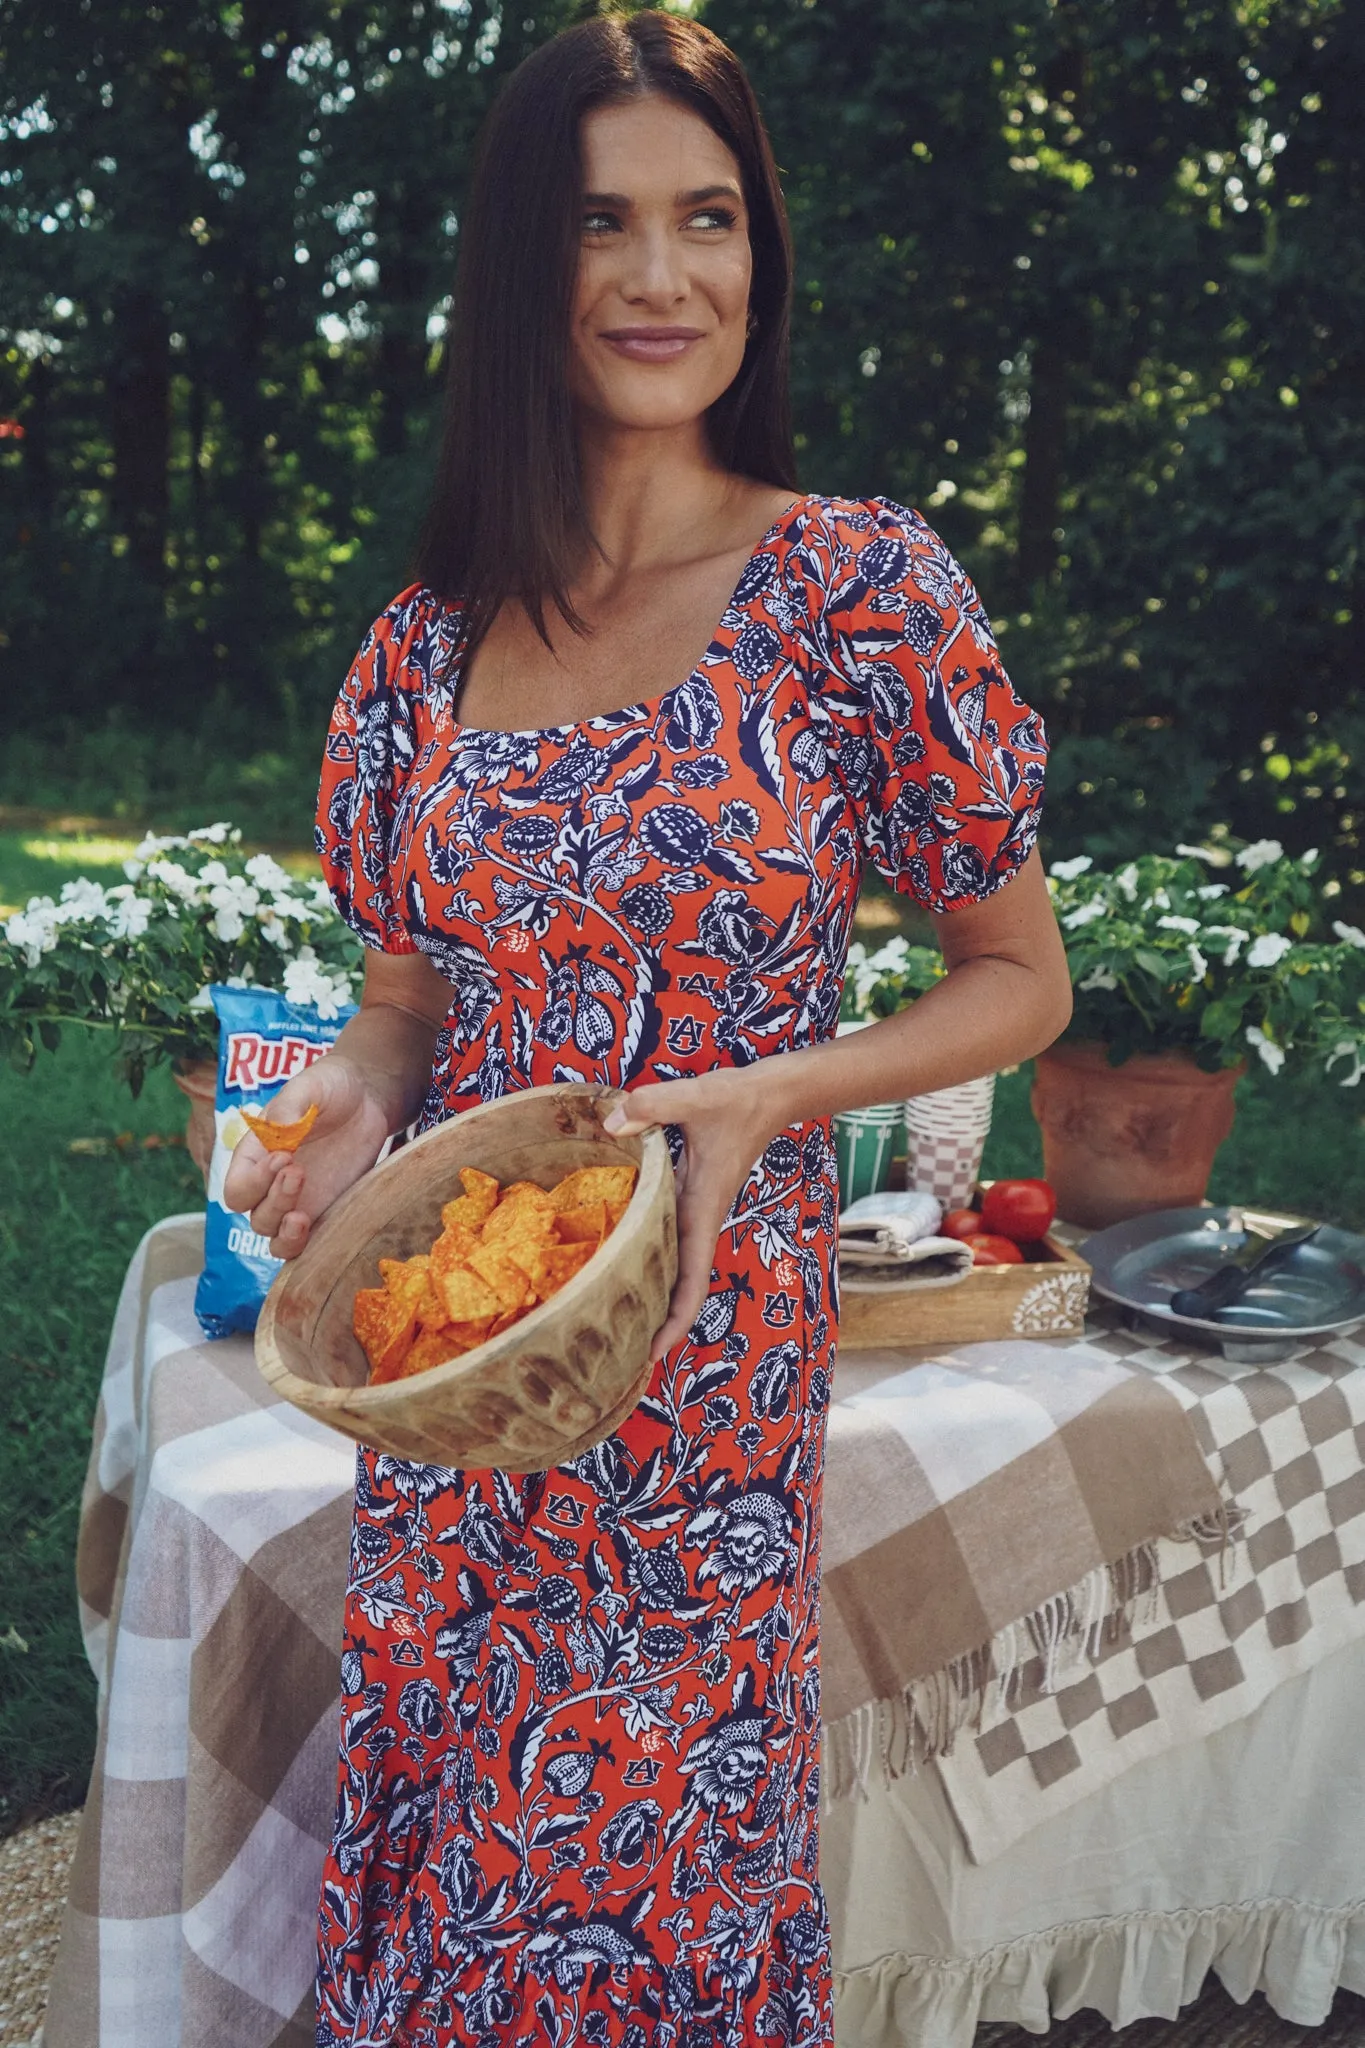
[[841, 934, 945, 1021], [1, 823, 364, 1091], [1048, 840, 1365, 1080]]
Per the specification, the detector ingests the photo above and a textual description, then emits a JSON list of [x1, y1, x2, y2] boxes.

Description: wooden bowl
[[254, 1083, 677, 1471]]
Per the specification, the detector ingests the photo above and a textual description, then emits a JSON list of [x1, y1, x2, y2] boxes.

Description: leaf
[[508, 1707, 550, 1795]]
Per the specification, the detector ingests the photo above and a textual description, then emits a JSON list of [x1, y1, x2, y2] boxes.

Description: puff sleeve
[[802, 498, 1047, 912], [315, 585, 441, 954]]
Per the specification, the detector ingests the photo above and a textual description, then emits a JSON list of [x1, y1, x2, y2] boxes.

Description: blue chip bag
[[194, 983, 357, 1339]]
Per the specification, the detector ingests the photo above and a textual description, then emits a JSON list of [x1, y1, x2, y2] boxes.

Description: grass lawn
[[2, 830, 1364, 1833]]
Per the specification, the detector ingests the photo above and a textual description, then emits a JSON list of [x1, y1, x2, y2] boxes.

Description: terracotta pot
[[171, 1058, 218, 1187], [1030, 1042, 1244, 1231]]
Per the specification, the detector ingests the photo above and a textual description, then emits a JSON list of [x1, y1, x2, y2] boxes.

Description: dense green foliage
[[2, 0, 1362, 869]]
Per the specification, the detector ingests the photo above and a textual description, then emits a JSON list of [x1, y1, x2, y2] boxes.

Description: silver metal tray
[[1079, 1206, 1365, 1363]]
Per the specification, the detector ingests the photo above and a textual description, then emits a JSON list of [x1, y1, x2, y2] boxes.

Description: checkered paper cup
[[833, 1104, 904, 1207], [903, 1073, 996, 1210]]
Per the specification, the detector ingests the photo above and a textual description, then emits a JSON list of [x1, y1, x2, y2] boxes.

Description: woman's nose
[[620, 224, 688, 305]]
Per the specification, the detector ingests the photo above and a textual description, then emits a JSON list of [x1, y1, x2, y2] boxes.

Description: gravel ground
[[0, 1812, 80, 2048]]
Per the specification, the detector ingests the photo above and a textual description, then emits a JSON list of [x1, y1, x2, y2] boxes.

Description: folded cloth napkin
[[838, 1190, 974, 1286]]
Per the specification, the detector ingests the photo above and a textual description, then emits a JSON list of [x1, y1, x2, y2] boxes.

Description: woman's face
[[569, 94, 753, 437]]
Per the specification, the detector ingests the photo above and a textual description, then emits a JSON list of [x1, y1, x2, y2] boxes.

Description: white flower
[[1063, 901, 1107, 930], [1332, 920, 1365, 951], [147, 858, 202, 903], [198, 859, 229, 885], [282, 945, 351, 1020], [1078, 966, 1118, 992], [1246, 933, 1293, 969], [1157, 914, 1201, 935], [1188, 943, 1208, 982], [212, 905, 246, 943], [1301, 849, 1319, 867], [189, 984, 216, 1010], [1202, 924, 1247, 963], [1236, 838, 1284, 873], [1050, 854, 1093, 881], [258, 911, 296, 950], [1175, 842, 1221, 863], [188, 822, 234, 844], [1326, 1039, 1364, 1087], [245, 852, 294, 893], [305, 877, 334, 915], [1246, 1025, 1285, 1075], [868, 936, 910, 972], [1196, 883, 1229, 900], [59, 877, 110, 921], [4, 901, 59, 968], [106, 894, 151, 941], [1114, 864, 1139, 901]]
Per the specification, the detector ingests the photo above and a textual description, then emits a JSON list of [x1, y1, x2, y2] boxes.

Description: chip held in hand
[[354, 1161, 638, 1385], [240, 1102, 322, 1153]]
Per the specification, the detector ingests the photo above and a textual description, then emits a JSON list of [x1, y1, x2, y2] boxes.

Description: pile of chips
[[353, 1163, 638, 1386]]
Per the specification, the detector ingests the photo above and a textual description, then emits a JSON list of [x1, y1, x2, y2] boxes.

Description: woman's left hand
[[601, 1068, 784, 1361]]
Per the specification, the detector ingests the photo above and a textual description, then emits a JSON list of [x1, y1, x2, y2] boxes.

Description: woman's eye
[[687, 207, 739, 232], [581, 211, 621, 236]]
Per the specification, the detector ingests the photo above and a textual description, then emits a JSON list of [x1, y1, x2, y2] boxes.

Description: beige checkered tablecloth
[[934, 1319, 1365, 1863], [42, 1215, 1365, 2044]]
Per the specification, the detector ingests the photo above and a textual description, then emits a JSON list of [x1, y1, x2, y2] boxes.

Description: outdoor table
[[42, 1216, 1365, 2048]]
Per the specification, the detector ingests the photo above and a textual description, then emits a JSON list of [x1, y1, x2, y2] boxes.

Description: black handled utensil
[[1169, 1211, 1320, 1321]]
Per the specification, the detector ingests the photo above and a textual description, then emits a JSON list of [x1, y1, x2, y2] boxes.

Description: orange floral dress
[[313, 495, 1046, 2047]]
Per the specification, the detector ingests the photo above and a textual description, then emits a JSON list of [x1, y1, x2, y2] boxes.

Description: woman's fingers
[[269, 1208, 313, 1261]]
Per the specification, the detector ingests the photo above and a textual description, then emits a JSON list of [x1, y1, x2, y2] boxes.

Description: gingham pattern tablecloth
[[43, 1216, 1365, 2043], [935, 1319, 1365, 1864], [44, 1217, 354, 2048]]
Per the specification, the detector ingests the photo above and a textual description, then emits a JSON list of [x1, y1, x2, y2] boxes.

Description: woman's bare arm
[[604, 849, 1072, 1354]]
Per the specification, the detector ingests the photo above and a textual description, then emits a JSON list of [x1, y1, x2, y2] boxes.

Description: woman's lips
[[600, 328, 706, 362]]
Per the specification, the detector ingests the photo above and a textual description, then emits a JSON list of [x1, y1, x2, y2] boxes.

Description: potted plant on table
[[839, 937, 998, 1207], [0, 824, 363, 1176], [1039, 840, 1365, 1227]]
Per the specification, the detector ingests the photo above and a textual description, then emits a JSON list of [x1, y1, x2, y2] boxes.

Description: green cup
[[833, 1105, 904, 1207]]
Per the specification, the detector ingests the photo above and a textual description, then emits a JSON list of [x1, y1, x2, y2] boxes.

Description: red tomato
[[979, 1178, 1057, 1242], [970, 1234, 1026, 1266], [941, 1208, 986, 1241]]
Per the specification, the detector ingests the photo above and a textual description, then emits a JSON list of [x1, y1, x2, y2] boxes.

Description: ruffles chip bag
[[194, 983, 356, 1337]]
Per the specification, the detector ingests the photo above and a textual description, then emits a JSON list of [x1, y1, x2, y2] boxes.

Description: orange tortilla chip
[[240, 1102, 320, 1153], [467, 1242, 537, 1316], [378, 1254, 430, 1297], [549, 1165, 636, 1215], [479, 1183, 556, 1245], [433, 1259, 502, 1325], [353, 1287, 396, 1368], [441, 1167, 500, 1234], [555, 1201, 610, 1246], [416, 1277, 450, 1333], [529, 1241, 597, 1301]]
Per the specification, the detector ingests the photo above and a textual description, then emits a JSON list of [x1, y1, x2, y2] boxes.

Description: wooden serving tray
[[839, 1233, 1092, 1350]]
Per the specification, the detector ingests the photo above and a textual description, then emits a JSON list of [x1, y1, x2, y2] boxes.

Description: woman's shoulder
[[784, 493, 970, 602], [339, 583, 460, 712]]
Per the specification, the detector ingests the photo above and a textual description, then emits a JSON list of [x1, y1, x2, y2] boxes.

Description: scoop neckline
[[444, 492, 815, 741]]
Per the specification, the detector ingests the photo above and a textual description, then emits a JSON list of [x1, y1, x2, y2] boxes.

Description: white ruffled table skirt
[[825, 1632, 1365, 2044]]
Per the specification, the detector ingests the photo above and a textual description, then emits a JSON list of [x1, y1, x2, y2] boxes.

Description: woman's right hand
[[223, 1052, 394, 1260]]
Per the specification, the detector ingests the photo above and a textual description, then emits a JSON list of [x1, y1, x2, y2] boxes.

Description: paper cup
[[902, 1073, 996, 1210], [833, 1104, 904, 1206]]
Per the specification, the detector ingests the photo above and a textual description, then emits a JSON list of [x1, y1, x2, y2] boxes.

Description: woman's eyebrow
[[580, 183, 743, 211]]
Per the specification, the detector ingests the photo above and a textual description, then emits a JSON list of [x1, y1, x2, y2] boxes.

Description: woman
[[228, 12, 1070, 2044]]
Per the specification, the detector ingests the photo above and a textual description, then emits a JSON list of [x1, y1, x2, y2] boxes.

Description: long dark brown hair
[[413, 9, 797, 662]]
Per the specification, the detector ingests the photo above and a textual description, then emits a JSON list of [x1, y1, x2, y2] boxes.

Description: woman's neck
[[573, 413, 743, 591]]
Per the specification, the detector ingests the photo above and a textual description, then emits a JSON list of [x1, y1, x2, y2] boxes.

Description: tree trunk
[[1017, 338, 1067, 587], [107, 290, 170, 580]]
